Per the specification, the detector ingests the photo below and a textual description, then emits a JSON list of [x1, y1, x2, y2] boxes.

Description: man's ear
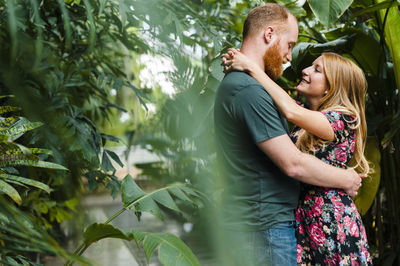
[[263, 26, 274, 44]]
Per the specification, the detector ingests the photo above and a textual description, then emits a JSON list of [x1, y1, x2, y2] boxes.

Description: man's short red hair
[[243, 4, 294, 40]]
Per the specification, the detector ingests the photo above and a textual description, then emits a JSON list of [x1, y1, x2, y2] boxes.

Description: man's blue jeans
[[224, 221, 297, 266]]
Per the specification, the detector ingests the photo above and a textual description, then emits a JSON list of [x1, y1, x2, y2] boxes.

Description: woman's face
[[296, 56, 328, 101]]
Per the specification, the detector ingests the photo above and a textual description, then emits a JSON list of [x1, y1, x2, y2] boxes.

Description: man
[[214, 4, 363, 265]]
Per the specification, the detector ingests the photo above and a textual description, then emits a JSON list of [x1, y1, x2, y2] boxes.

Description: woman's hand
[[222, 48, 258, 73]]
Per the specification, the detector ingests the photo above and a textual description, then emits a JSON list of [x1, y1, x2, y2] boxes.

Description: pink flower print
[[313, 204, 322, 217], [295, 209, 301, 221], [344, 216, 351, 227], [364, 250, 371, 263], [330, 122, 338, 132], [339, 141, 349, 148], [307, 210, 313, 220], [315, 196, 324, 207], [324, 259, 337, 266], [334, 200, 344, 221], [337, 223, 346, 243], [335, 148, 347, 162], [297, 244, 303, 263], [360, 225, 368, 241], [335, 211, 342, 221], [296, 207, 305, 221], [304, 194, 312, 202], [333, 200, 345, 213], [351, 253, 360, 266], [350, 139, 356, 153], [337, 119, 345, 130], [338, 222, 343, 231], [338, 230, 346, 243], [334, 253, 341, 264], [298, 223, 304, 234], [361, 240, 367, 252], [308, 222, 326, 247], [349, 221, 360, 237]]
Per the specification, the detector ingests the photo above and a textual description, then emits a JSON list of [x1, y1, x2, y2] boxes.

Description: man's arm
[[257, 134, 362, 197]]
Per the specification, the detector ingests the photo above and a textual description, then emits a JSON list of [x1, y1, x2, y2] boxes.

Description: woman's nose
[[302, 66, 311, 76]]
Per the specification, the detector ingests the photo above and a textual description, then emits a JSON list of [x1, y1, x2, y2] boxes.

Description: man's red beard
[[263, 39, 283, 80]]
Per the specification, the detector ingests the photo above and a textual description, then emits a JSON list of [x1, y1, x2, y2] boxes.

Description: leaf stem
[[104, 208, 125, 224]]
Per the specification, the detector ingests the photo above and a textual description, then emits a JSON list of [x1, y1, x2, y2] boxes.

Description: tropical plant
[[1, 0, 399, 264], [66, 176, 202, 266], [133, 0, 400, 264], [0, 0, 206, 264], [0, 102, 84, 264]]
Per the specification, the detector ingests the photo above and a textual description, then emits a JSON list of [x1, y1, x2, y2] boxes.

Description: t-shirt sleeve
[[234, 85, 288, 143], [322, 111, 356, 143]]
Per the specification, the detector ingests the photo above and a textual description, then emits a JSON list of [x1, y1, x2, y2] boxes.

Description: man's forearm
[[287, 151, 349, 189], [257, 134, 360, 196]]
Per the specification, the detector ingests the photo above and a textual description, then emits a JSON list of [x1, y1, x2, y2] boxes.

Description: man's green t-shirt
[[214, 71, 300, 231]]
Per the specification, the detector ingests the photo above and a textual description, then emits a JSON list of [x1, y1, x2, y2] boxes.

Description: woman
[[223, 50, 373, 265]]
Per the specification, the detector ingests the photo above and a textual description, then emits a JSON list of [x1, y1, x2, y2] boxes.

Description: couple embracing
[[214, 3, 373, 266]]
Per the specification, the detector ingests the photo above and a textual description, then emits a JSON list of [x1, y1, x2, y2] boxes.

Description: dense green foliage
[[134, 0, 400, 264], [0, 0, 201, 264], [0, 0, 399, 265]]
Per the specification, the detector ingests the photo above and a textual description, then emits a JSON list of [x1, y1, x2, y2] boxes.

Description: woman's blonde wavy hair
[[296, 52, 371, 175]]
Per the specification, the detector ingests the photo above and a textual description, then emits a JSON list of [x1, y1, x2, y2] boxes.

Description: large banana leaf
[[68, 177, 201, 266], [132, 230, 201, 266], [307, 0, 353, 26], [324, 27, 383, 76], [78, 223, 201, 266], [376, 0, 400, 102], [122, 175, 190, 220], [353, 137, 381, 215], [82, 223, 132, 246], [350, 0, 400, 20], [288, 36, 353, 76], [381, 110, 400, 147]]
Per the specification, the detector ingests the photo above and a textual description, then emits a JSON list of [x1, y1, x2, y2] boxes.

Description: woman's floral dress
[[290, 110, 373, 265]]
